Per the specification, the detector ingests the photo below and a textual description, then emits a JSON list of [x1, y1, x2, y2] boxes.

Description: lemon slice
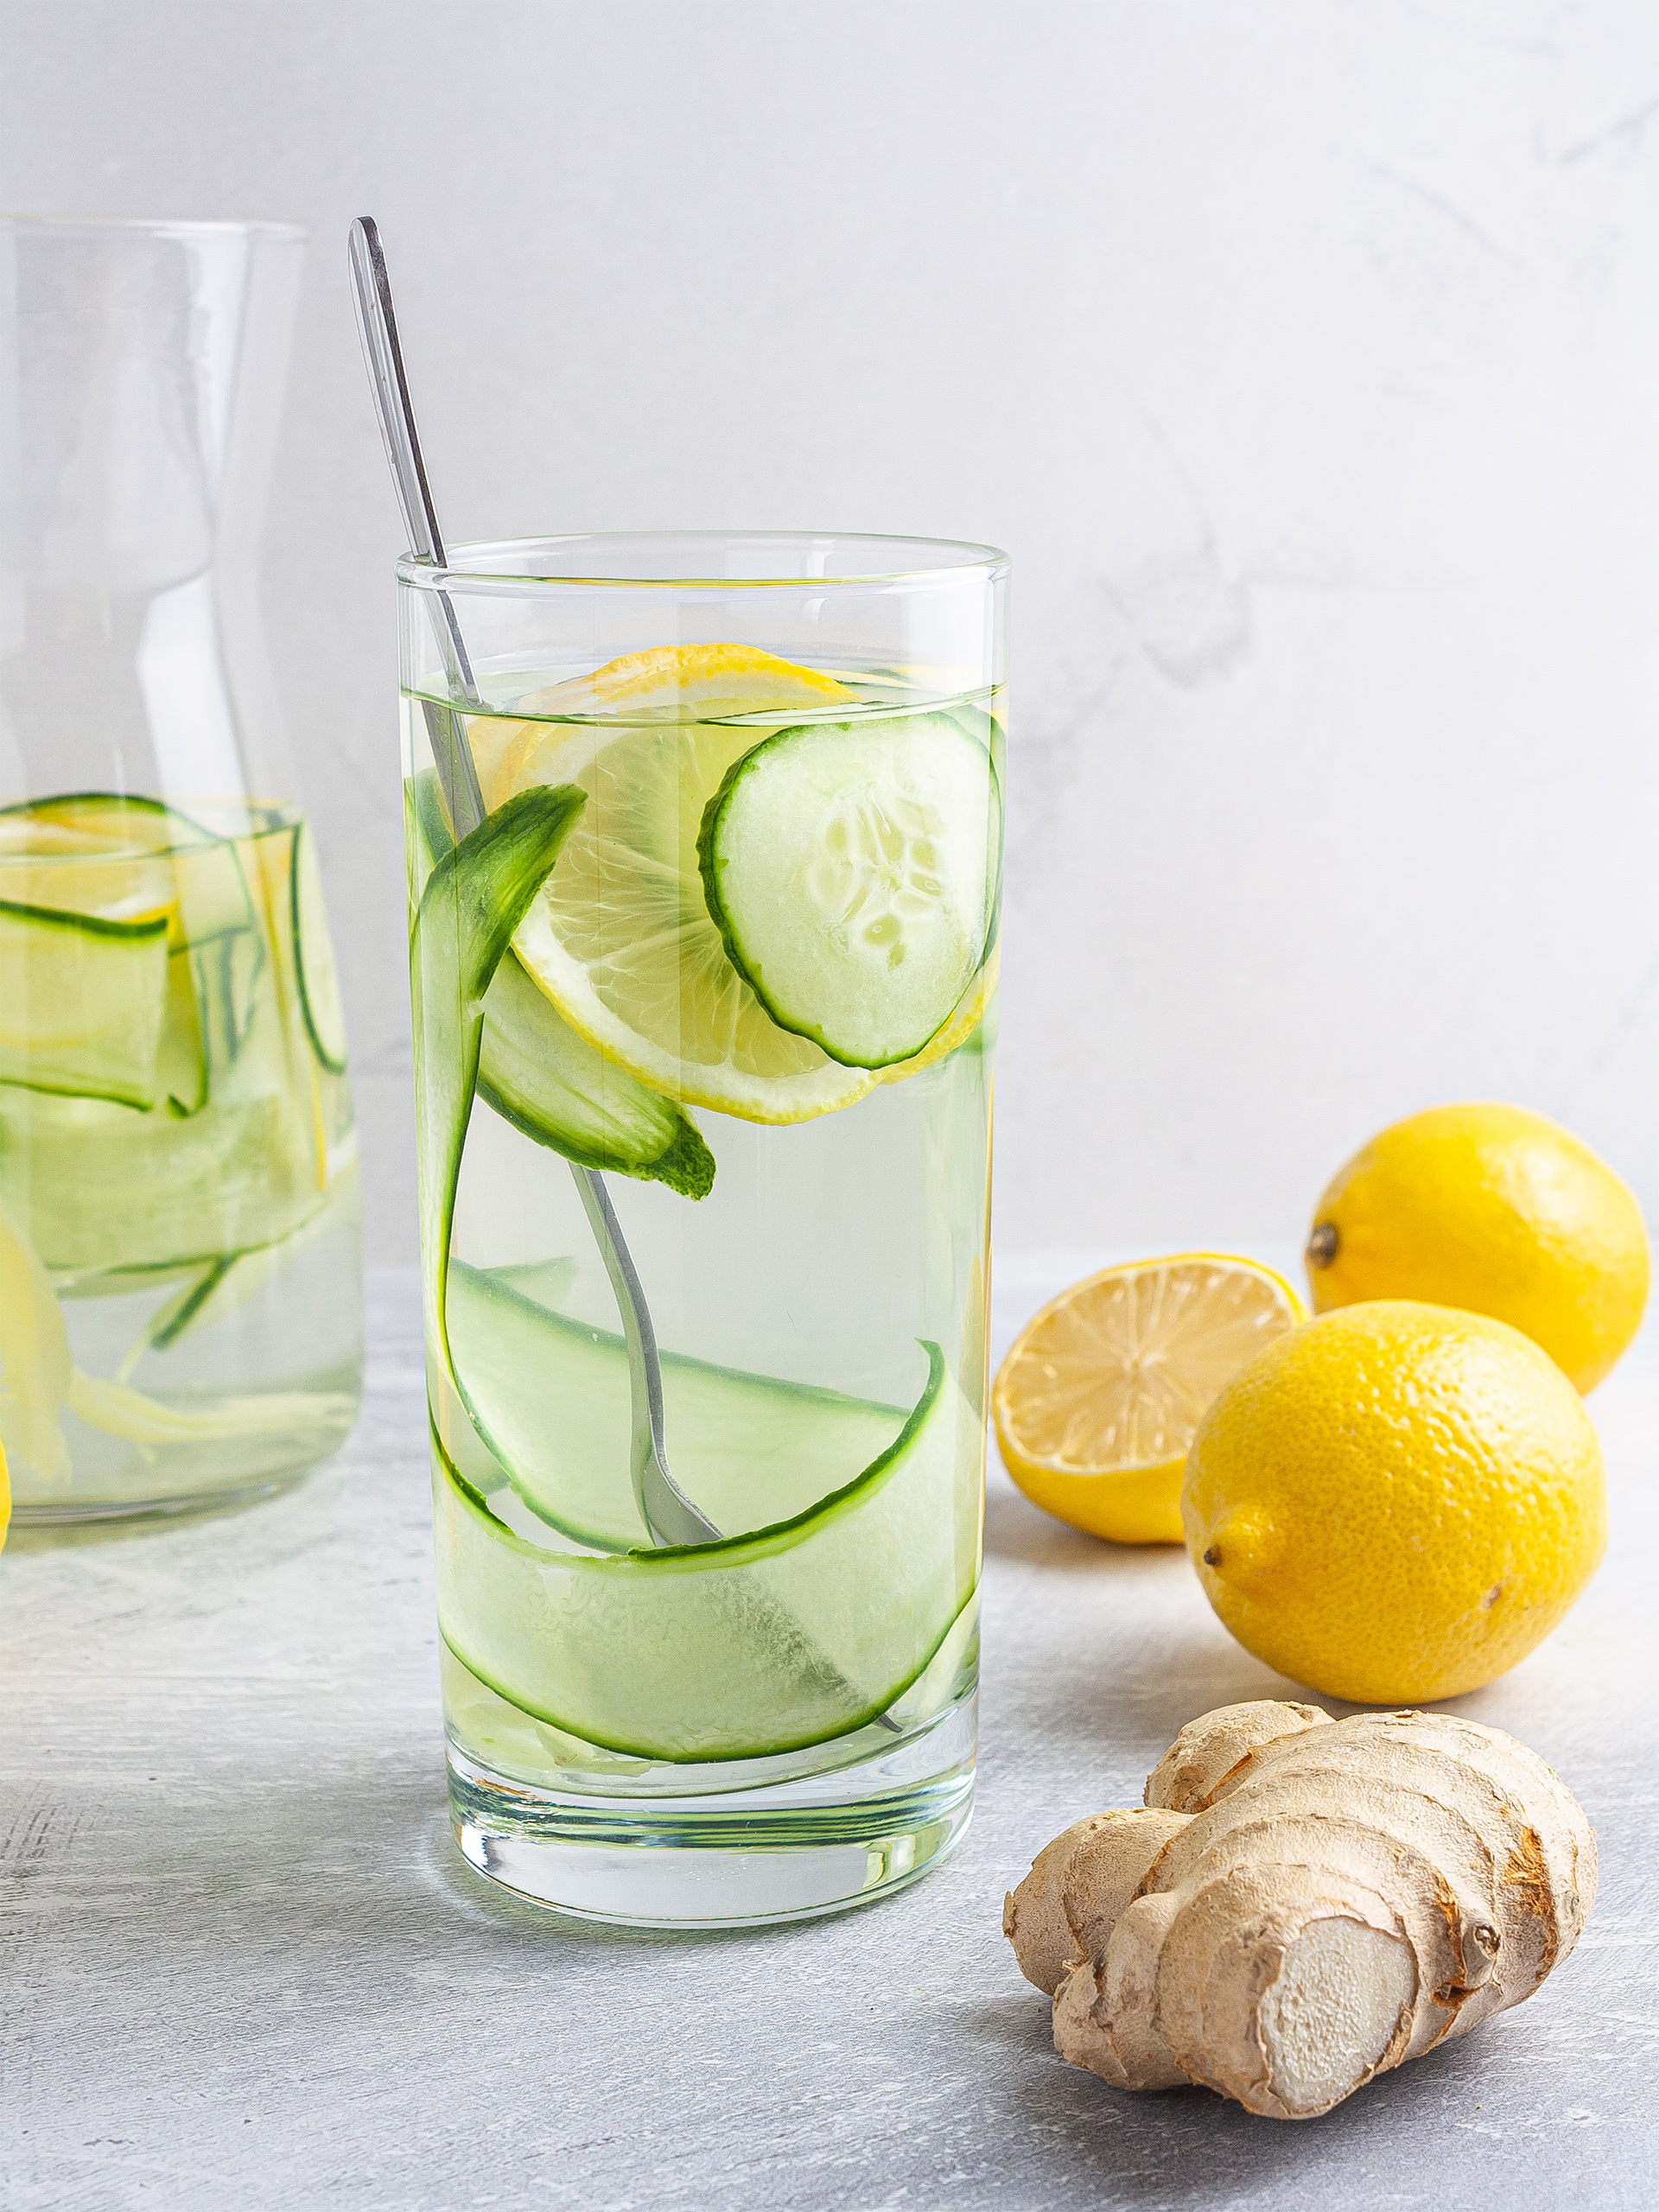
[[993, 1254, 1305, 1545], [498, 645, 883, 1123], [485, 643, 861, 810]]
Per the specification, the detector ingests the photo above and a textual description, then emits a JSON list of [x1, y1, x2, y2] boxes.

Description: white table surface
[[3, 1262, 1656, 2212]]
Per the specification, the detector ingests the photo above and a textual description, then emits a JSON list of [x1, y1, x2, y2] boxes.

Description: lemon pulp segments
[[994, 1255, 1305, 1545], [497, 648, 887, 1123]]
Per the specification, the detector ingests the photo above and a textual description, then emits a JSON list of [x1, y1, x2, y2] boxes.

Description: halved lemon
[[496, 645, 880, 1123], [992, 1254, 1306, 1545]]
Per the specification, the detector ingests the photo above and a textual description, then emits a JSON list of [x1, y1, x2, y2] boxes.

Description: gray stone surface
[[3, 1265, 1656, 2211]]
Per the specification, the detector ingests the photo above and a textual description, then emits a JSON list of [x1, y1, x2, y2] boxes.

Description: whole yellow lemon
[[1306, 1101, 1648, 1392], [1182, 1300, 1606, 1703]]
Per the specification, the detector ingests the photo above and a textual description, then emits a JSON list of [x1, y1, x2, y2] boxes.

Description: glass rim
[[397, 531, 1011, 593], [0, 210, 305, 244]]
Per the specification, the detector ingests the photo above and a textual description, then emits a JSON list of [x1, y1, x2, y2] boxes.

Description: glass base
[[448, 1695, 976, 1929], [9, 1467, 315, 1533]]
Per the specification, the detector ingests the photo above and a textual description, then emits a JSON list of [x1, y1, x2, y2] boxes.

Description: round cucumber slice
[[430, 1326, 983, 1763], [289, 822, 348, 1074], [696, 713, 1001, 1070]]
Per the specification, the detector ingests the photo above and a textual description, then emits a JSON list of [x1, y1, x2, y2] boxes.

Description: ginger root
[[1004, 1700, 1596, 2120]]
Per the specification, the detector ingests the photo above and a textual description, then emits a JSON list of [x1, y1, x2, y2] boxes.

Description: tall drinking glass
[[0, 217, 363, 1522], [402, 532, 1005, 1924]]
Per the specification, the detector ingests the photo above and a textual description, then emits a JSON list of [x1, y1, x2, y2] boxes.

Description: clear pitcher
[[0, 216, 362, 1522]]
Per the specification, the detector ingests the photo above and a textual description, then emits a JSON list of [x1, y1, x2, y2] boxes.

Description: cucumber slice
[[0, 790, 216, 858], [289, 821, 348, 1074], [409, 768, 714, 1200], [697, 712, 1002, 1069], [410, 785, 589, 1376], [0, 1084, 324, 1274], [175, 843, 263, 1073], [407, 766, 456, 875], [445, 1258, 909, 1551], [479, 952, 715, 1198], [0, 820, 175, 925], [118, 1171, 353, 1370], [1, 793, 265, 1079], [0, 899, 170, 1109], [158, 950, 209, 1116], [482, 1255, 577, 1312], [431, 1328, 982, 1762], [134, 1254, 238, 1357], [2, 791, 255, 942]]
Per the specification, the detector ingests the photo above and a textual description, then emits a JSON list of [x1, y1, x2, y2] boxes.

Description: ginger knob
[[1004, 1701, 1596, 2120]]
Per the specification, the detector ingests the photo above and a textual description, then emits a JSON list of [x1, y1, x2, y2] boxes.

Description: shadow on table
[[25, 1756, 974, 1985], [979, 1471, 1327, 1769], [982, 1471, 1188, 1573], [965, 1979, 1510, 2212]]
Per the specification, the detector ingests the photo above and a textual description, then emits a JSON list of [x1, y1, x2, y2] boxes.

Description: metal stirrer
[[348, 215, 719, 1550]]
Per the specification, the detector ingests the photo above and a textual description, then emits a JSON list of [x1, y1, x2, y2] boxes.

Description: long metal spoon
[[348, 214, 719, 1550]]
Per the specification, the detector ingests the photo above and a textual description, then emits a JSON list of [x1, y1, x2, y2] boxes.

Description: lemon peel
[[1306, 1101, 1648, 1392], [1183, 1299, 1607, 1702]]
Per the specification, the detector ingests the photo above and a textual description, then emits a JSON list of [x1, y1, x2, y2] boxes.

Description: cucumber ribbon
[[407, 768, 714, 1198], [0, 1209, 354, 1478], [410, 784, 589, 1376]]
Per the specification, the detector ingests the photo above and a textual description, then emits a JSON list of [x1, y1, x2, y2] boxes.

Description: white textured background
[[3, 0, 1656, 1265]]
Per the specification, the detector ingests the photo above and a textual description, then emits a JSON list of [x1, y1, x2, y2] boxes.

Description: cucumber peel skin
[[410, 784, 589, 1375], [696, 714, 1002, 1071], [409, 767, 715, 1200], [289, 821, 349, 1075]]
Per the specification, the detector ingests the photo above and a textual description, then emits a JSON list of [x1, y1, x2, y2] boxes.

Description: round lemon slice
[[497, 645, 880, 1124], [993, 1254, 1306, 1545]]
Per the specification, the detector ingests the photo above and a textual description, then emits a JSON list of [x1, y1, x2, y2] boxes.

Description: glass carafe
[[0, 215, 362, 1523]]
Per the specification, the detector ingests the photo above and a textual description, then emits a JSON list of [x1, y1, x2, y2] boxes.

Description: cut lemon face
[[496, 645, 878, 1123], [993, 1254, 1305, 1545]]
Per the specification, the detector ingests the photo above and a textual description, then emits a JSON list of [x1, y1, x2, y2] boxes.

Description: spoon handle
[[570, 1165, 722, 1547], [349, 214, 720, 1555], [348, 215, 486, 833]]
